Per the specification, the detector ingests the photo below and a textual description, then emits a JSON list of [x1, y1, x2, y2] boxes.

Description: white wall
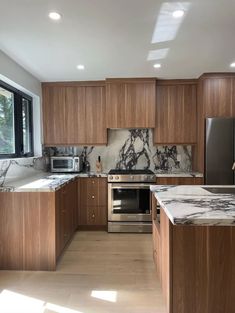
[[0, 49, 42, 156], [0, 50, 41, 96]]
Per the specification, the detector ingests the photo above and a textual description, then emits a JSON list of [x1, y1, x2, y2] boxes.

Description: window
[[0, 81, 33, 158]]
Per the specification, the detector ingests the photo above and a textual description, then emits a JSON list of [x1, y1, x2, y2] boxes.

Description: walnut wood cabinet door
[[125, 82, 155, 128], [85, 86, 107, 144], [154, 81, 197, 144], [56, 180, 78, 257], [202, 76, 234, 117], [156, 177, 204, 185], [42, 82, 107, 146], [78, 177, 107, 229], [65, 87, 86, 144], [42, 85, 67, 145], [105, 82, 126, 128], [106, 79, 156, 128]]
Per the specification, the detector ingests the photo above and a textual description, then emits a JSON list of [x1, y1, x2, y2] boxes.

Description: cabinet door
[[87, 206, 107, 226], [65, 87, 86, 144], [157, 177, 203, 185], [154, 83, 197, 144], [152, 221, 161, 280], [203, 77, 233, 117], [85, 86, 107, 144], [106, 82, 126, 128], [42, 86, 66, 145], [125, 82, 155, 128], [106, 79, 156, 128], [78, 178, 107, 226]]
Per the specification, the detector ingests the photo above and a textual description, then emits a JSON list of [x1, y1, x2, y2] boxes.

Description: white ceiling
[[0, 0, 235, 82]]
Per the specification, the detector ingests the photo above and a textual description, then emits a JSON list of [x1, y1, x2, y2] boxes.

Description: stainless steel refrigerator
[[205, 117, 235, 185]]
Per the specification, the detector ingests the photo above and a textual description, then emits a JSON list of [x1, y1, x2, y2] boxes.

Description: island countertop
[[150, 185, 235, 226]]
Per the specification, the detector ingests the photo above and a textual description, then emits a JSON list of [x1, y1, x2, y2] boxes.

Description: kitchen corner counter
[[150, 185, 235, 226], [0, 172, 108, 192]]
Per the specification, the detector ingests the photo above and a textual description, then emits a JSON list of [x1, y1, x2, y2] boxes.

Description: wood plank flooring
[[0, 231, 166, 313]]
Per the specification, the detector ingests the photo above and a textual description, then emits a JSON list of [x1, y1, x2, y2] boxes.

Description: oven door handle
[[109, 184, 151, 189]]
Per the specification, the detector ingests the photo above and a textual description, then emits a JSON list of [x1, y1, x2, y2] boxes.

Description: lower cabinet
[[156, 176, 204, 185], [152, 176, 204, 311], [0, 180, 78, 271], [78, 177, 107, 229], [56, 180, 78, 258], [153, 207, 235, 313]]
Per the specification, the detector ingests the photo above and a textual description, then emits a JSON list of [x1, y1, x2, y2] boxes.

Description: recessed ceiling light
[[230, 62, 235, 68], [153, 63, 161, 69], [172, 10, 185, 18], [77, 64, 85, 70], [48, 12, 61, 21]]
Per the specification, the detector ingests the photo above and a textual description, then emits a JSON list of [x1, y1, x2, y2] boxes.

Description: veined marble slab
[[0, 172, 108, 192], [155, 171, 203, 178], [150, 185, 235, 226]]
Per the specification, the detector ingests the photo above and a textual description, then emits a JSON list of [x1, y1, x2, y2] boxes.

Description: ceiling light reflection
[[172, 10, 185, 18], [151, 2, 190, 43], [147, 48, 169, 61]]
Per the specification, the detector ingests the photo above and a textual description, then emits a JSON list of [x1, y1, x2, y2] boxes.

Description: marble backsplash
[[46, 129, 192, 173]]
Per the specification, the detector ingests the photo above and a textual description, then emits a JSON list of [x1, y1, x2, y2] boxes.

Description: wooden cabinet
[[56, 180, 78, 258], [195, 73, 235, 172], [152, 207, 235, 313], [0, 180, 78, 271], [154, 80, 197, 144], [202, 76, 234, 117], [78, 178, 107, 229], [85, 86, 106, 144], [152, 175, 203, 306], [106, 78, 156, 128], [156, 176, 204, 185], [42, 82, 107, 146]]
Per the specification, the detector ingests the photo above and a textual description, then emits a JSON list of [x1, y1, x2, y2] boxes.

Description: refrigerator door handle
[[232, 162, 235, 171]]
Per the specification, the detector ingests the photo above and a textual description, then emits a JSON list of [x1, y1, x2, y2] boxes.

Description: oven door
[[108, 183, 152, 222]]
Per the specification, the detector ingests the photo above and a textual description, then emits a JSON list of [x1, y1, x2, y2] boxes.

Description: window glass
[[0, 87, 15, 154], [22, 98, 32, 154], [0, 81, 33, 159]]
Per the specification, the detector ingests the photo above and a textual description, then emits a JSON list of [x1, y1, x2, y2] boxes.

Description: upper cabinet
[[154, 80, 197, 144], [200, 74, 235, 117], [42, 82, 107, 146], [106, 78, 156, 128]]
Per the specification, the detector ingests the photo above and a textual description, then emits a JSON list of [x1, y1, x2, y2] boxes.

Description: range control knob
[[109, 175, 113, 180], [130, 175, 134, 180], [115, 176, 119, 180]]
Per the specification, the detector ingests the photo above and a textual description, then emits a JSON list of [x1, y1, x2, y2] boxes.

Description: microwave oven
[[51, 156, 83, 173]]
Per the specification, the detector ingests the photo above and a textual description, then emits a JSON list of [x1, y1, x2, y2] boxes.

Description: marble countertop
[[0, 170, 203, 192], [155, 171, 203, 178], [0, 172, 108, 192], [150, 185, 235, 226]]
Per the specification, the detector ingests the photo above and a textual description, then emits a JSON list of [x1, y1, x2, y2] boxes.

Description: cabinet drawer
[[86, 191, 99, 206], [87, 206, 107, 226]]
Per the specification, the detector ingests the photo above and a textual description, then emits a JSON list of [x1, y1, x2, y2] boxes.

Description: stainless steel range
[[108, 169, 156, 233]]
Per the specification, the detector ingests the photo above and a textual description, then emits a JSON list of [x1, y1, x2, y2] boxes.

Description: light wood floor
[[0, 231, 166, 313]]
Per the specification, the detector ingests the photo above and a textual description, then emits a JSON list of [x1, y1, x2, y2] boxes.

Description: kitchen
[[0, 1, 235, 313]]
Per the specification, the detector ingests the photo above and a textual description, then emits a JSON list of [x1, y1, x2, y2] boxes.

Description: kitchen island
[[151, 185, 235, 313]]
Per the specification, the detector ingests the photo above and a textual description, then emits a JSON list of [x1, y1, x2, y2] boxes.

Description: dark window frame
[[0, 80, 34, 159]]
